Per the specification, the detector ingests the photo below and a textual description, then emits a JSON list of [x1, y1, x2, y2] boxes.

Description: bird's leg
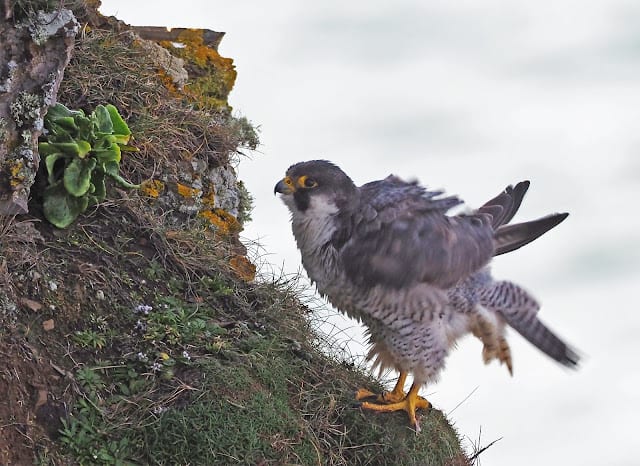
[[355, 371, 430, 405], [359, 382, 430, 432], [380, 371, 408, 403], [471, 316, 514, 375], [355, 371, 409, 403]]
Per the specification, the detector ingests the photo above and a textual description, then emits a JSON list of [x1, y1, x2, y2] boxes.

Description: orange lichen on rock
[[156, 68, 179, 95], [139, 179, 165, 198], [229, 255, 256, 282], [159, 29, 237, 110], [8, 159, 26, 188], [198, 208, 241, 236], [201, 189, 215, 207], [176, 182, 201, 199], [173, 29, 232, 71]]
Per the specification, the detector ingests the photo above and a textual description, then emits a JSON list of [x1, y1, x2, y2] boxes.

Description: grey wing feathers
[[337, 176, 496, 290], [360, 176, 463, 214], [479, 181, 568, 256], [479, 181, 530, 229], [494, 213, 568, 256]]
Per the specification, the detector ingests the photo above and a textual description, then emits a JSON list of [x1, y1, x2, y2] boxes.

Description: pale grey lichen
[[14, 145, 35, 164], [29, 9, 79, 46], [42, 72, 61, 106], [9, 91, 42, 128], [207, 165, 240, 217], [178, 202, 201, 215], [0, 60, 19, 93], [0, 118, 7, 142], [20, 129, 32, 145]]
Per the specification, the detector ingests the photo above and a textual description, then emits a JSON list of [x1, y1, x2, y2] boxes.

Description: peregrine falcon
[[275, 160, 579, 431]]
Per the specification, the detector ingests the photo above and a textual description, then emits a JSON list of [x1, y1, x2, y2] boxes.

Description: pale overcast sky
[[99, 2, 640, 465]]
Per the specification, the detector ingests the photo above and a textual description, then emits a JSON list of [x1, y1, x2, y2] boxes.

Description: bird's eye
[[298, 175, 318, 188]]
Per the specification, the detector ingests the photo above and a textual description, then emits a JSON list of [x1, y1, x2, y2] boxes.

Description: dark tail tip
[[559, 344, 581, 369]]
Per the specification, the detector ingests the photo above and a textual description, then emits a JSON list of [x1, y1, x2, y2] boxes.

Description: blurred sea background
[[100, 2, 640, 464]]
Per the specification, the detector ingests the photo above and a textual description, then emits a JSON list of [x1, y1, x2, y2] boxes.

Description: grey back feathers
[[338, 175, 496, 290]]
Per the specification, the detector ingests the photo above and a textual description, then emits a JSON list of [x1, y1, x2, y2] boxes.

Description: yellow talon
[[355, 372, 431, 432], [379, 371, 408, 403], [356, 371, 409, 403], [360, 382, 430, 432], [355, 388, 378, 400]]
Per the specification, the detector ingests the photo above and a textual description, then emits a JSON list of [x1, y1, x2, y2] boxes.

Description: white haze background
[[100, 2, 640, 465]]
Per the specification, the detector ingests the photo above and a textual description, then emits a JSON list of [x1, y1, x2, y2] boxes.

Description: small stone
[[20, 297, 42, 311], [96, 290, 105, 300], [42, 319, 54, 331]]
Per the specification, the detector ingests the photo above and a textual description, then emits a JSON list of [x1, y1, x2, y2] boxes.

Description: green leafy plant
[[143, 297, 227, 347], [73, 330, 107, 349], [76, 367, 106, 400], [59, 398, 135, 465], [38, 103, 139, 228]]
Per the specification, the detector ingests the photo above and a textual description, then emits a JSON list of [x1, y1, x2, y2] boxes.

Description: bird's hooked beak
[[274, 176, 295, 195]]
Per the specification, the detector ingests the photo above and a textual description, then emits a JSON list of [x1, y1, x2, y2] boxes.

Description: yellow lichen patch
[[229, 255, 256, 282], [176, 182, 201, 199], [198, 208, 241, 236], [201, 189, 215, 207], [156, 68, 179, 95], [8, 159, 26, 188], [160, 29, 237, 110], [140, 179, 165, 198]]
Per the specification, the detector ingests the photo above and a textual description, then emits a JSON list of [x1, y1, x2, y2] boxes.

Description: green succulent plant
[[39, 103, 139, 228]]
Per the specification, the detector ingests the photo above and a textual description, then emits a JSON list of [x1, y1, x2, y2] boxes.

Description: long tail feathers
[[493, 213, 569, 256], [481, 281, 580, 368], [478, 183, 577, 367], [502, 311, 580, 368]]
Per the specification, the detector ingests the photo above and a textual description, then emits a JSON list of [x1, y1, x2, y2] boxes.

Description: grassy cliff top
[[0, 2, 471, 464]]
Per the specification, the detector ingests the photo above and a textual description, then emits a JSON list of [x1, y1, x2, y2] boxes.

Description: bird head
[[274, 160, 357, 214]]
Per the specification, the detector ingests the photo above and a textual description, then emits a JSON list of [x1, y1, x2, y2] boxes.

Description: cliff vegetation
[[0, 1, 472, 464]]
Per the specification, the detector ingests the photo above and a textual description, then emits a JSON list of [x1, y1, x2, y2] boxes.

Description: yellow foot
[[358, 383, 430, 432], [356, 370, 420, 404], [355, 388, 378, 401], [355, 387, 429, 405]]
